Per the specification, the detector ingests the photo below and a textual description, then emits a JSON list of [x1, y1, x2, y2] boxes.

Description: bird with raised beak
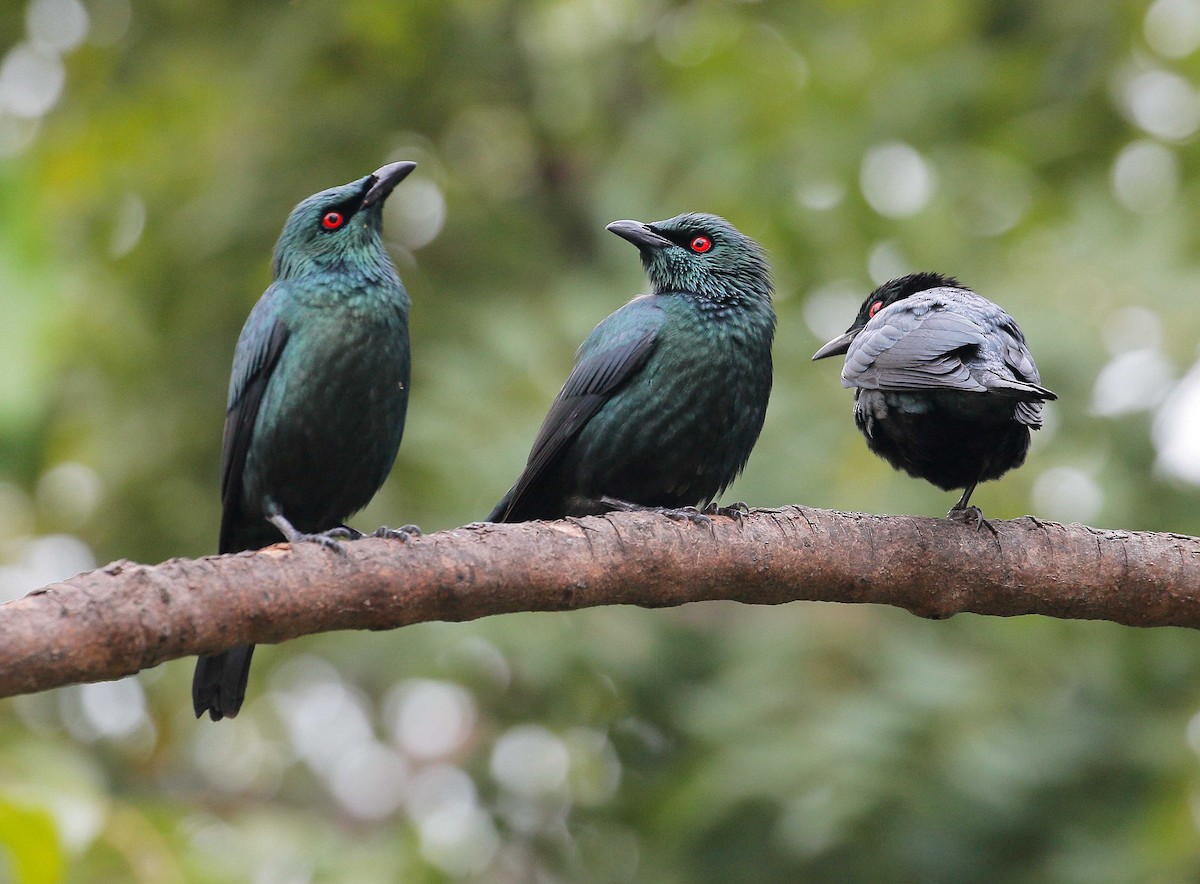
[[193, 161, 419, 721]]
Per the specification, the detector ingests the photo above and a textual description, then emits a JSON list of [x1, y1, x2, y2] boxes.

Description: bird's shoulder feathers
[[492, 298, 666, 521]]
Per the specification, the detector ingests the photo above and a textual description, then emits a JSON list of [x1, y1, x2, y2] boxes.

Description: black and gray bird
[[812, 272, 1055, 523], [488, 212, 776, 523], [193, 161, 418, 721]]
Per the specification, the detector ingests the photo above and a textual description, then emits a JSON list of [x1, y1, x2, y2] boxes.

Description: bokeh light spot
[[109, 193, 147, 258], [1111, 140, 1179, 213], [192, 715, 284, 795], [1145, 0, 1200, 59], [1091, 349, 1173, 416], [1103, 305, 1164, 355], [860, 141, 935, 218], [385, 678, 477, 761], [0, 43, 65, 118], [490, 724, 571, 797], [407, 763, 499, 875], [329, 742, 409, 820], [386, 177, 446, 250], [1154, 361, 1200, 484], [37, 462, 103, 529], [0, 534, 96, 603], [866, 240, 909, 285], [1122, 69, 1200, 140], [87, 0, 131, 46], [1031, 467, 1104, 523], [796, 179, 845, 211], [270, 657, 376, 776], [803, 282, 863, 343], [27, 0, 89, 53], [76, 677, 149, 740]]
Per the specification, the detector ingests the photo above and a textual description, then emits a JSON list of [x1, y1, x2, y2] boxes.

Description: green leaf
[[0, 800, 63, 884]]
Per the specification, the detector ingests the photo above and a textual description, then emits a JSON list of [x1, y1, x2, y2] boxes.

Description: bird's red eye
[[868, 300, 883, 318], [690, 235, 712, 253], [321, 211, 344, 230]]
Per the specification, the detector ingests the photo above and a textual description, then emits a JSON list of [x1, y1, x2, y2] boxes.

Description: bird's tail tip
[[192, 645, 255, 722]]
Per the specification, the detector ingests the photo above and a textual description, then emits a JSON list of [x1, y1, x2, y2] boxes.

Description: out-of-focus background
[[2, 0, 1200, 880]]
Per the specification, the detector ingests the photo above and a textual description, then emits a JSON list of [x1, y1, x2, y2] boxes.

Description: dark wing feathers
[[218, 296, 290, 553], [492, 305, 664, 521]]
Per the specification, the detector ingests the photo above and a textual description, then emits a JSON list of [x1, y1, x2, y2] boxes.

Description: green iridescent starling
[[193, 161, 417, 721], [489, 213, 775, 522]]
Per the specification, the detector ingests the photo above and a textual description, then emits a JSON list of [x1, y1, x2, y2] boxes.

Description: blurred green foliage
[[3, 0, 1200, 880]]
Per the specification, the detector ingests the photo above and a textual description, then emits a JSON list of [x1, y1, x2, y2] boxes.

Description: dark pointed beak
[[361, 161, 417, 209], [812, 329, 859, 361], [606, 219, 674, 250]]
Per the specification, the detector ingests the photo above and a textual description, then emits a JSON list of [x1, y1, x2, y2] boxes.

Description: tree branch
[[2, 506, 1197, 699]]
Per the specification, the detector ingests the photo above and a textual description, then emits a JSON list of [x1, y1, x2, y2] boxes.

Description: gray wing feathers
[[842, 296, 1056, 421], [843, 307, 988, 392]]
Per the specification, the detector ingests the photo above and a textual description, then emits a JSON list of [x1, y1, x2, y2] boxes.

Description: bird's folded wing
[[996, 319, 1056, 426], [842, 303, 989, 392], [219, 289, 291, 552], [840, 299, 988, 388], [499, 304, 664, 518], [999, 323, 1056, 398]]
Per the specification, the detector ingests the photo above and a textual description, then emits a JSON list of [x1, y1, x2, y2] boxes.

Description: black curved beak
[[812, 329, 859, 361], [606, 219, 674, 250], [361, 161, 417, 209]]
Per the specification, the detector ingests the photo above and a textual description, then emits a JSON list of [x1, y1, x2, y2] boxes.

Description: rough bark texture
[[1, 506, 1198, 699]]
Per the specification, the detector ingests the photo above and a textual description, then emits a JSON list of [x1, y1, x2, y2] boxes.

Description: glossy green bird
[[488, 213, 775, 523], [193, 161, 417, 721]]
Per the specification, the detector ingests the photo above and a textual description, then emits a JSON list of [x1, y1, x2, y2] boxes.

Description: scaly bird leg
[[600, 496, 713, 527], [266, 507, 349, 554], [706, 500, 751, 525], [945, 480, 996, 535], [370, 524, 422, 541]]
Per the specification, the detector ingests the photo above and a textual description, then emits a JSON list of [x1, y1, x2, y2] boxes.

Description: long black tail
[[193, 644, 255, 721]]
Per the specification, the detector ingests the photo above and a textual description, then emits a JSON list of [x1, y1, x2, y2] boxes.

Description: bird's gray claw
[[372, 524, 422, 541], [947, 505, 995, 535], [599, 497, 714, 527], [292, 530, 349, 555], [662, 506, 712, 527], [712, 501, 750, 524]]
